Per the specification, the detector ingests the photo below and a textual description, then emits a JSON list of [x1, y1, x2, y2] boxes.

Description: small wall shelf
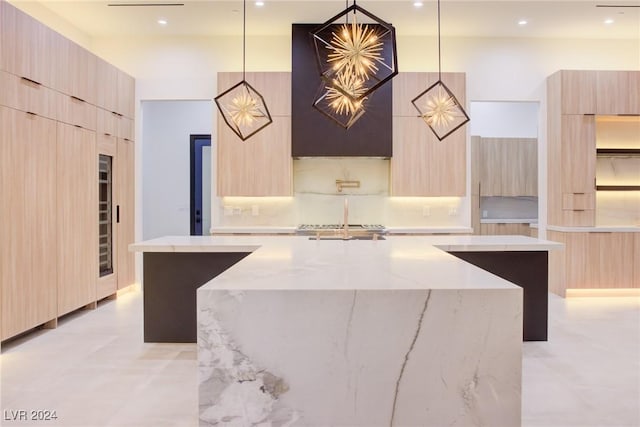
[[596, 185, 640, 191], [596, 148, 640, 156]]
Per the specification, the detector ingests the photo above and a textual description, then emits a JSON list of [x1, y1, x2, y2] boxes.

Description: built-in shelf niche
[[595, 116, 640, 191]]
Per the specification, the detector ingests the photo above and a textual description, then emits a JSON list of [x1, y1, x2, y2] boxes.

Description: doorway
[[190, 134, 212, 235]]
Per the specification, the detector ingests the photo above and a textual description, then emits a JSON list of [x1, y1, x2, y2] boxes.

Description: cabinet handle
[[26, 111, 37, 116], [70, 95, 86, 103], [21, 76, 41, 86], [116, 205, 120, 223], [74, 124, 83, 129]]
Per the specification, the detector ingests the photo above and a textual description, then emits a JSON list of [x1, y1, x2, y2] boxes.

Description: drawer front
[[97, 108, 118, 136], [56, 94, 97, 130], [561, 209, 595, 227], [0, 71, 57, 120], [117, 115, 134, 141], [562, 192, 595, 211]]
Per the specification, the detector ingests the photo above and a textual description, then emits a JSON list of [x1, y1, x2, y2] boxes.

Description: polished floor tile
[[1, 289, 638, 426]]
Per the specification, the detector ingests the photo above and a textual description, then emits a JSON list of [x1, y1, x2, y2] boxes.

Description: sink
[[308, 235, 385, 241]]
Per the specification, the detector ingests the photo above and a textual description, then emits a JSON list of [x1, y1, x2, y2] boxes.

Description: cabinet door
[[393, 72, 466, 117], [1, 107, 57, 340], [596, 71, 638, 115], [560, 70, 597, 114], [57, 123, 97, 316], [96, 58, 119, 113], [589, 233, 635, 289], [0, 70, 58, 120], [219, 72, 291, 117], [217, 116, 292, 196], [117, 70, 135, 118], [116, 138, 135, 289], [479, 139, 503, 196], [391, 116, 466, 196], [0, 3, 53, 87], [561, 115, 596, 194], [480, 223, 532, 236]]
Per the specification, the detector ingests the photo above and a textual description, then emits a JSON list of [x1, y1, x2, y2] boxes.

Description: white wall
[[141, 100, 213, 239], [470, 102, 539, 138]]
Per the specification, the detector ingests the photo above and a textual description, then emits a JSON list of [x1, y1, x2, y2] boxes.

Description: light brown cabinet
[[479, 138, 537, 197], [96, 58, 119, 114], [56, 123, 98, 316], [0, 107, 58, 340], [547, 71, 599, 227], [0, 70, 58, 120], [116, 138, 136, 290], [391, 72, 467, 196], [547, 231, 637, 297], [391, 116, 466, 196], [597, 71, 640, 115], [0, 2, 53, 87], [217, 116, 292, 196], [480, 223, 532, 236], [0, 1, 136, 341], [216, 72, 292, 197]]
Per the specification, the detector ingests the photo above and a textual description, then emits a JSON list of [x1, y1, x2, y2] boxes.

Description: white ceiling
[[9, 0, 640, 39]]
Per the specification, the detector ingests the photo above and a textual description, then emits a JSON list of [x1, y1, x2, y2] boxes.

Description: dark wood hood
[[291, 24, 393, 157]]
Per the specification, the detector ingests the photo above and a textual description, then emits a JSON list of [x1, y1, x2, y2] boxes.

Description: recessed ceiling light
[[255, 1, 264, 6], [518, 20, 528, 26], [604, 18, 615, 24], [414, 1, 423, 7], [157, 18, 168, 25]]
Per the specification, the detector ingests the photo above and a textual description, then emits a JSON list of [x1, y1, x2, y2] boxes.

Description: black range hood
[[291, 24, 393, 158]]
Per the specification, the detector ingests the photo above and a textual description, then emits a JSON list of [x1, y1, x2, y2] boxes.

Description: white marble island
[[131, 235, 560, 426]]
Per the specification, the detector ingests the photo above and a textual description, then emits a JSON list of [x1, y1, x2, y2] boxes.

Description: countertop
[[209, 226, 474, 235], [538, 225, 640, 233], [131, 236, 561, 291]]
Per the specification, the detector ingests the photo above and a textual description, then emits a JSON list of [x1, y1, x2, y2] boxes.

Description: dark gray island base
[[143, 252, 250, 342], [449, 250, 548, 341]]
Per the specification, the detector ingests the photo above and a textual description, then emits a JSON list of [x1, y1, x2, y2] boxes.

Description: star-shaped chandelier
[[311, 1, 397, 128], [412, 0, 469, 141], [214, 0, 272, 141]]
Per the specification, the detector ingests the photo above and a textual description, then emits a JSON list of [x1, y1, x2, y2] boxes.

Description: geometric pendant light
[[311, 0, 398, 104], [411, 0, 469, 141], [215, 0, 272, 141], [312, 79, 370, 129]]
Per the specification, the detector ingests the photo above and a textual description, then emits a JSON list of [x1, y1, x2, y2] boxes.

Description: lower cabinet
[[0, 107, 57, 340], [480, 223, 533, 236], [56, 122, 98, 316], [548, 231, 637, 296]]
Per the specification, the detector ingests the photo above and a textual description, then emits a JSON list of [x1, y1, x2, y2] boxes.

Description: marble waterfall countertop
[[129, 235, 561, 425], [178, 234, 553, 425]]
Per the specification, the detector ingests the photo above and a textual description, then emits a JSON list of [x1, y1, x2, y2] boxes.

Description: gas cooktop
[[297, 224, 385, 231]]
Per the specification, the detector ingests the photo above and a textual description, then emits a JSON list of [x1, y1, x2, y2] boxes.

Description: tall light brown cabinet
[[546, 70, 640, 296], [391, 72, 467, 196], [0, 0, 136, 340], [216, 72, 292, 197]]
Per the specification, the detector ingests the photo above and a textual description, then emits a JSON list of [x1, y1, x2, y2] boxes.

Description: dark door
[[190, 134, 212, 235]]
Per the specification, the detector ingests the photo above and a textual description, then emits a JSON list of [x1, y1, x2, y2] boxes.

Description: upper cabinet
[[0, 2, 54, 87], [549, 70, 640, 116], [216, 72, 292, 197], [597, 71, 640, 115], [550, 70, 597, 115], [391, 72, 467, 196], [96, 58, 119, 114]]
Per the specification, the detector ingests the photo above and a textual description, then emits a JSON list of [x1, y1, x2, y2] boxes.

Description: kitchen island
[[131, 235, 561, 426]]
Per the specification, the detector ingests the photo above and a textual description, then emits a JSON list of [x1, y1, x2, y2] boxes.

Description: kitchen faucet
[[342, 197, 350, 240]]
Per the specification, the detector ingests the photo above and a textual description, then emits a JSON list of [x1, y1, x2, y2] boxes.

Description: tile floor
[[1, 289, 638, 427]]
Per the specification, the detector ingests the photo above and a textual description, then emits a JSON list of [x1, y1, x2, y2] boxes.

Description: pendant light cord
[[437, 0, 441, 80], [242, 0, 246, 80]]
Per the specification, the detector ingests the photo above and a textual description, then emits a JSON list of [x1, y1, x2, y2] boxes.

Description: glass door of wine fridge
[[99, 154, 113, 276]]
